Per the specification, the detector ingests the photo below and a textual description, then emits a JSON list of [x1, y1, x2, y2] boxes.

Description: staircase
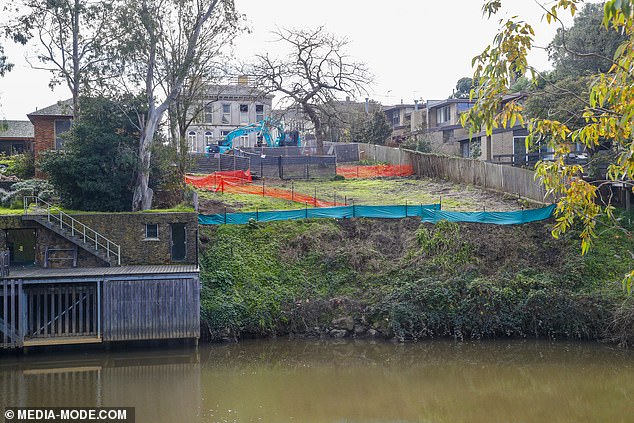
[[23, 196, 121, 266]]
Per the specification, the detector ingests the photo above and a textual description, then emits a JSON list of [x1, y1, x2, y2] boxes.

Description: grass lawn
[[0, 204, 195, 216]]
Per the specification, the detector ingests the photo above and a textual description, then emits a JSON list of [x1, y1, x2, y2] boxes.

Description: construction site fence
[[234, 149, 337, 179], [420, 204, 556, 225], [189, 153, 250, 174], [198, 204, 555, 225], [336, 164, 415, 178], [360, 144, 551, 203], [199, 204, 440, 225]]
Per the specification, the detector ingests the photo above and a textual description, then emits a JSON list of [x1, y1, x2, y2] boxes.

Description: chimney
[[237, 75, 249, 85], [364, 98, 369, 114], [414, 99, 419, 111], [400, 99, 403, 104], [346, 96, 350, 102]]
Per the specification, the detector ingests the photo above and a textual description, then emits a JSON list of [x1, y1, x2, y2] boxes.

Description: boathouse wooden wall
[[101, 277, 200, 342]]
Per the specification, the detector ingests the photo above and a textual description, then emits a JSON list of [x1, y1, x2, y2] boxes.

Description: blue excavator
[[205, 117, 301, 154]]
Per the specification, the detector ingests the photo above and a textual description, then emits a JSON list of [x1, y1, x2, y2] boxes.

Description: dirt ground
[[197, 176, 538, 214]]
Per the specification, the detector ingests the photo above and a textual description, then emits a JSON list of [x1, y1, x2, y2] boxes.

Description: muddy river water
[[1, 339, 633, 423]]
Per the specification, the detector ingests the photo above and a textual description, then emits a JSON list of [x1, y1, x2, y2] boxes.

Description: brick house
[[0, 120, 34, 155], [27, 99, 73, 162]]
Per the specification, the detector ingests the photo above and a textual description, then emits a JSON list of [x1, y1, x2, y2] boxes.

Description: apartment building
[[185, 83, 274, 152]]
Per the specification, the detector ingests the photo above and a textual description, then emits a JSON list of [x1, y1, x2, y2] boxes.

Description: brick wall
[[0, 212, 198, 268], [0, 216, 105, 268], [69, 212, 198, 265], [32, 117, 56, 159]]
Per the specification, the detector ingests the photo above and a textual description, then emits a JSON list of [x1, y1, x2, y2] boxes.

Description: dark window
[[443, 129, 453, 143], [255, 104, 264, 121], [204, 103, 213, 123], [392, 111, 400, 126], [55, 119, 72, 149], [145, 223, 159, 239], [11, 143, 25, 154]]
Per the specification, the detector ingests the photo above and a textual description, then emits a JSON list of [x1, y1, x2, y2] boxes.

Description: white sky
[[0, 0, 587, 120]]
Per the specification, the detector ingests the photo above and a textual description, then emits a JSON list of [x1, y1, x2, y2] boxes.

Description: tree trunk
[[303, 104, 324, 155], [72, 0, 81, 119], [131, 118, 158, 211]]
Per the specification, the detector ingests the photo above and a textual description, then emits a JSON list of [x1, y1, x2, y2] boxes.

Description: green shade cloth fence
[[198, 204, 556, 225], [419, 204, 556, 225], [199, 204, 440, 225]]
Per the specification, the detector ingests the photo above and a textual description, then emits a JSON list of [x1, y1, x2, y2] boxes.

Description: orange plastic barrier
[[185, 170, 252, 189], [336, 164, 415, 178], [185, 170, 342, 207], [216, 181, 342, 207]]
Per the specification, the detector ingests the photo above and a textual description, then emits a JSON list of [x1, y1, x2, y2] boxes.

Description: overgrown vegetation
[[199, 216, 634, 345], [38, 96, 184, 212], [0, 153, 35, 179]]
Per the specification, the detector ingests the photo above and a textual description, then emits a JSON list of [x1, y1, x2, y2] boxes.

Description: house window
[[145, 223, 159, 240], [443, 129, 453, 143], [436, 106, 451, 124], [392, 111, 400, 126], [204, 131, 213, 146], [55, 119, 72, 149], [204, 103, 213, 123], [188, 131, 197, 152], [240, 104, 249, 124], [456, 102, 473, 113], [461, 141, 470, 158], [513, 136, 528, 165], [240, 135, 249, 146], [11, 143, 25, 154], [255, 104, 264, 121], [222, 104, 231, 124]]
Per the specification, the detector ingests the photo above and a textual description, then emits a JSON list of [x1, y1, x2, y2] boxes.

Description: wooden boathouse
[[1, 197, 200, 349]]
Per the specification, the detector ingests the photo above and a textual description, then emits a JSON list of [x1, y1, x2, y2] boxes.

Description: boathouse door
[[6, 229, 36, 265], [170, 224, 186, 261]]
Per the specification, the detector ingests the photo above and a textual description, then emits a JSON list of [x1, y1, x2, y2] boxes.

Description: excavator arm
[[205, 117, 301, 154]]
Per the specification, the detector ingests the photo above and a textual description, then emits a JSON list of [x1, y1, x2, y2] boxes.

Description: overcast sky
[[0, 0, 587, 120]]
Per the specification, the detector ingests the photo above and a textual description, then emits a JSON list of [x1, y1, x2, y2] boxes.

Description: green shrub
[[1, 179, 55, 208]]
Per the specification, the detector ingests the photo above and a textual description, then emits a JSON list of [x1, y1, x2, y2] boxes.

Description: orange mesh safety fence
[[336, 164, 415, 178], [216, 181, 342, 207], [185, 170, 342, 207], [185, 170, 252, 189]]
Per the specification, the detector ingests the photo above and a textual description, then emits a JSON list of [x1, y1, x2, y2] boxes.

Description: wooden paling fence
[[360, 144, 551, 203]]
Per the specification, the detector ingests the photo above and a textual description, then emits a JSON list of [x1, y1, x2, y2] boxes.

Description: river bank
[[199, 217, 634, 345]]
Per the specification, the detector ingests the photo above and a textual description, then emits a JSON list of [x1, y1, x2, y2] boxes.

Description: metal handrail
[[23, 196, 121, 265]]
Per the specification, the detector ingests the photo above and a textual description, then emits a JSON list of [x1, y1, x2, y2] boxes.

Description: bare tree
[[249, 27, 372, 154], [113, 0, 238, 211]]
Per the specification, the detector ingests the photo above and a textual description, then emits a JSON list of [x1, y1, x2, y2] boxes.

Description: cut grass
[[0, 204, 195, 216]]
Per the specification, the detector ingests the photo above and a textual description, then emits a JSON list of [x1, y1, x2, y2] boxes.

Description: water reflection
[[0, 348, 201, 423], [1, 339, 633, 423]]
